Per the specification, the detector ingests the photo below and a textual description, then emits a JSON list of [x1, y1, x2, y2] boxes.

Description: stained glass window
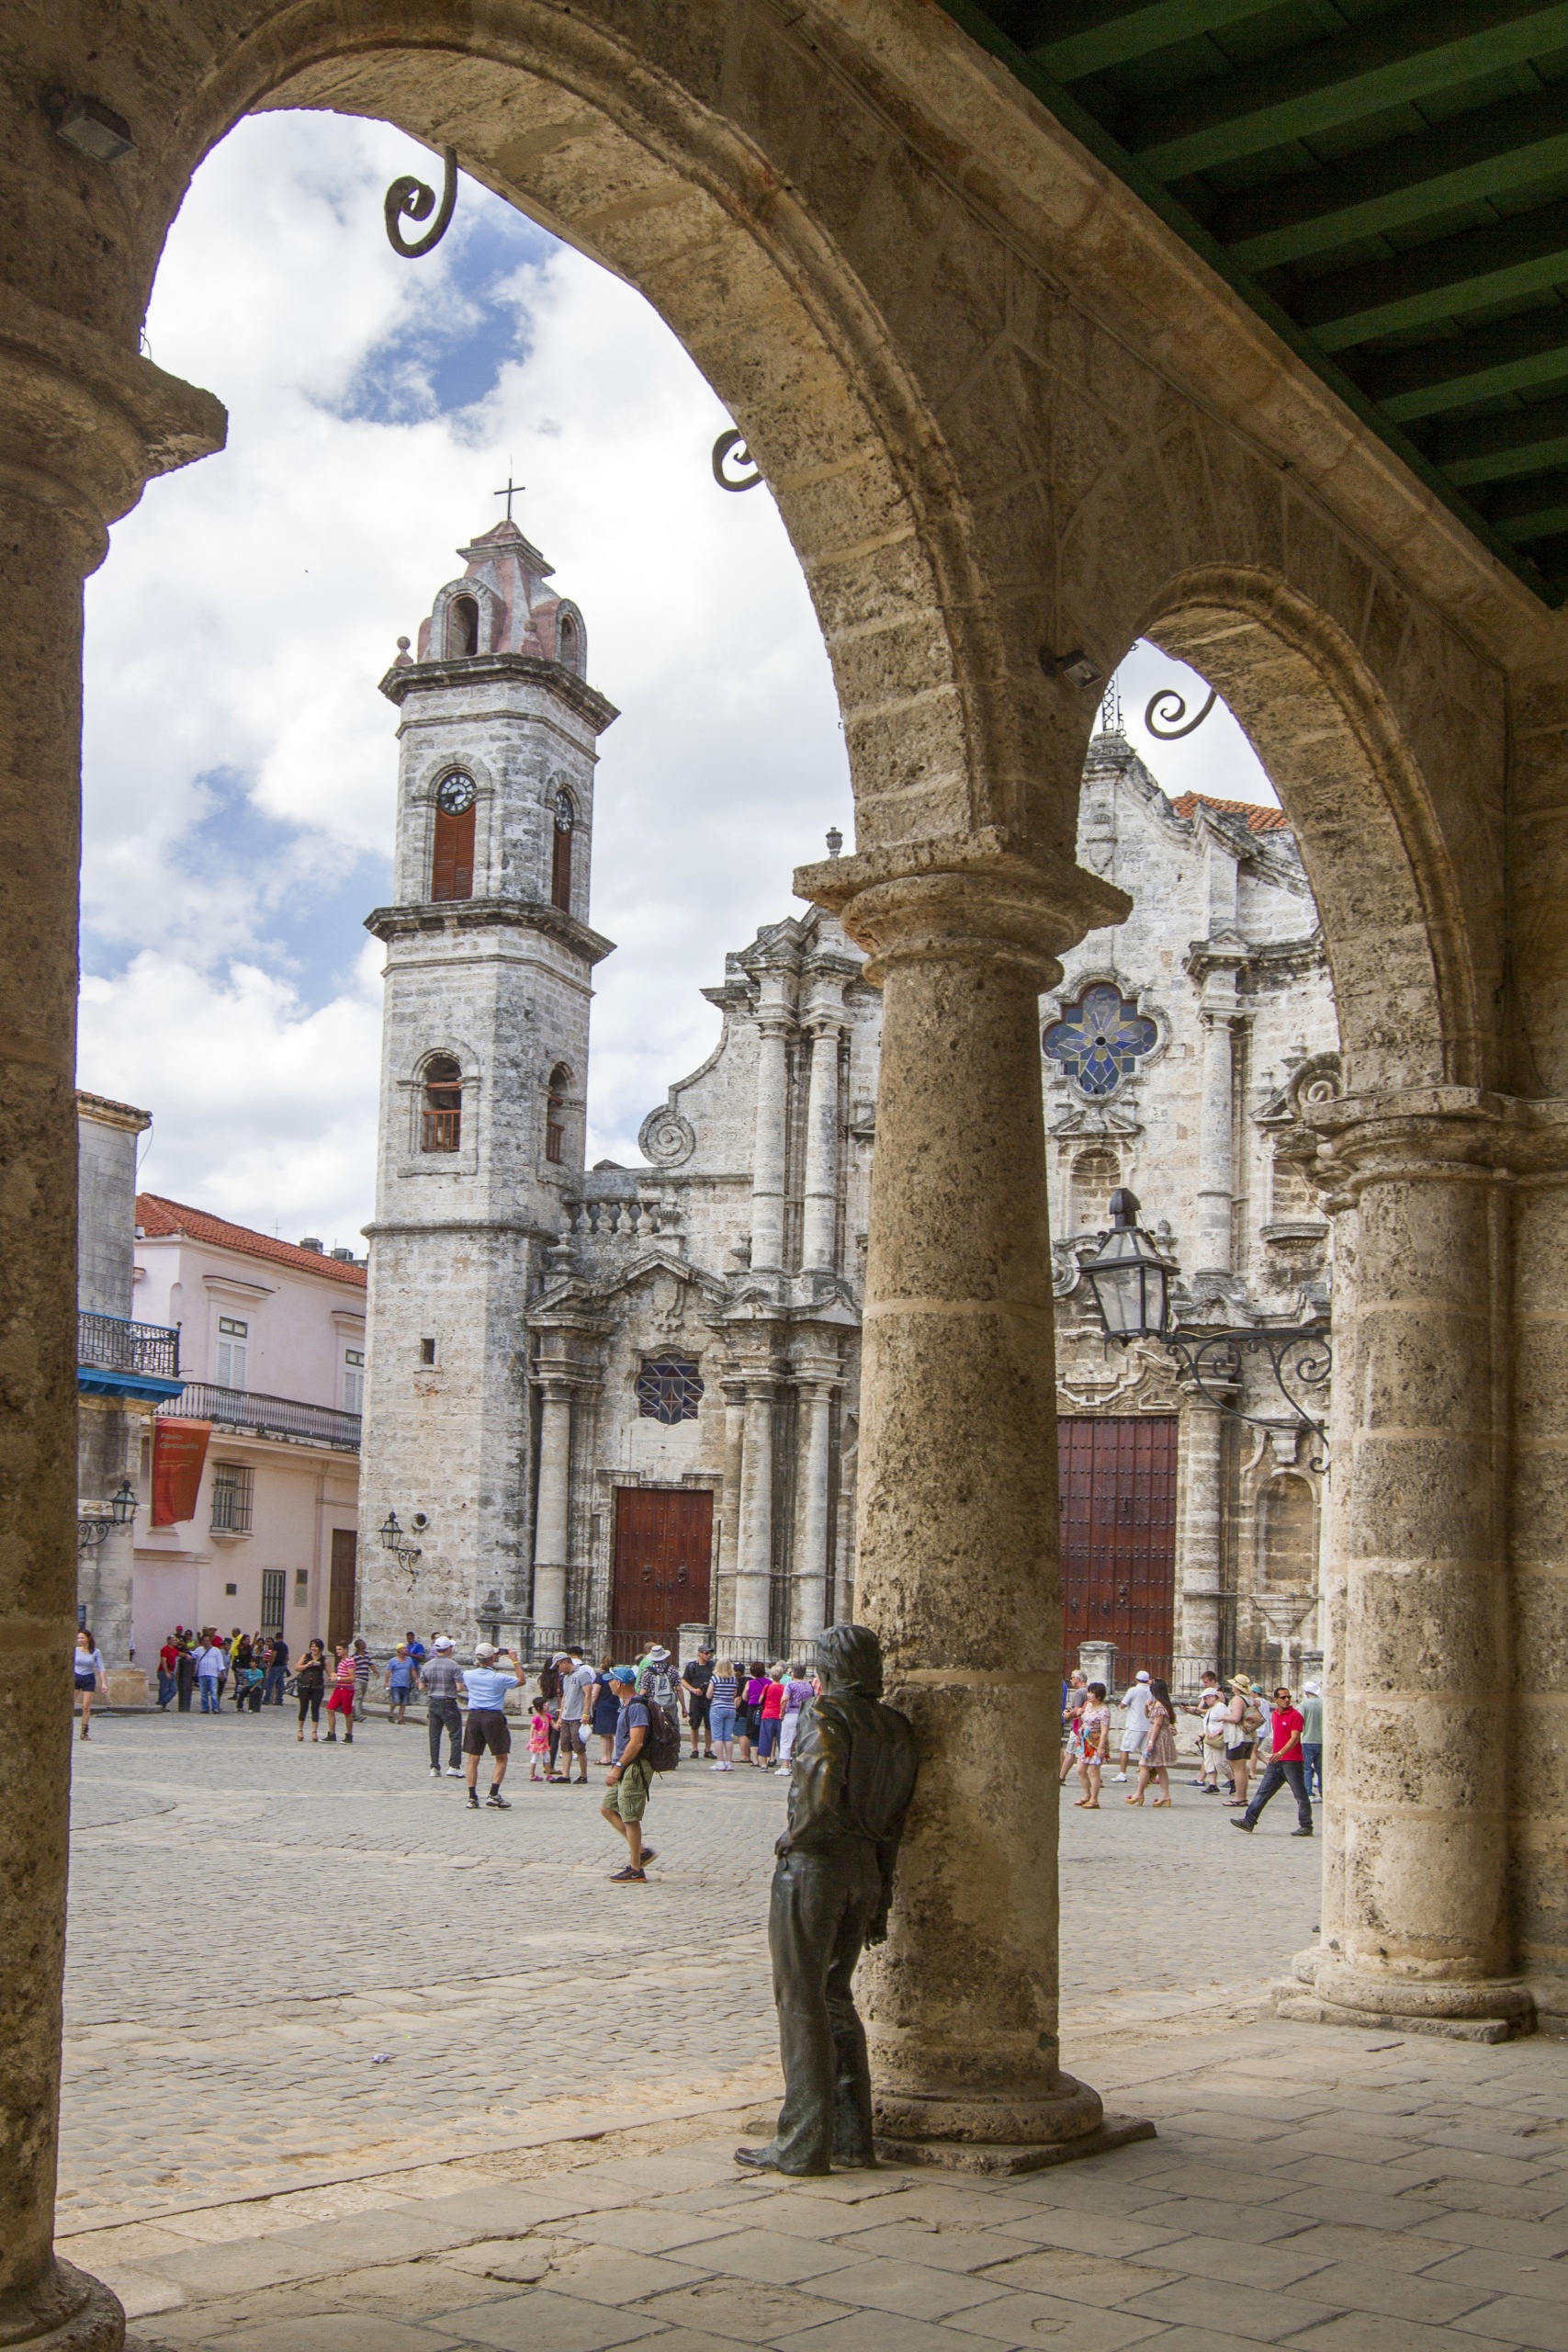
[[636, 1357, 705, 1424], [1043, 984, 1157, 1098]]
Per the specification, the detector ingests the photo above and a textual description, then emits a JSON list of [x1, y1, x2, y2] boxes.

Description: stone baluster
[[0, 291, 221, 2350], [750, 964, 795, 1278], [1280, 1091, 1529, 2036], [801, 988, 846, 1276], [532, 1380, 574, 1637], [792, 1373, 838, 1645], [734, 1374, 777, 1644], [800, 834, 1141, 2163]]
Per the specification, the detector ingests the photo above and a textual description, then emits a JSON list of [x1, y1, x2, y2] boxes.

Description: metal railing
[[161, 1382, 361, 1452], [78, 1310, 179, 1378]]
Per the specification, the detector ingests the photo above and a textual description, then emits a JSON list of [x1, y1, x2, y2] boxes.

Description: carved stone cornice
[[378, 650, 619, 734], [364, 896, 615, 967]]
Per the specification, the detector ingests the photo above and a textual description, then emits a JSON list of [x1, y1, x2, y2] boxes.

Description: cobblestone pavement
[[61, 1708, 1321, 2238]]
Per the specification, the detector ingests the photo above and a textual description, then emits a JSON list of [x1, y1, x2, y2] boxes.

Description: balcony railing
[[78, 1310, 179, 1379], [161, 1382, 362, 1453]]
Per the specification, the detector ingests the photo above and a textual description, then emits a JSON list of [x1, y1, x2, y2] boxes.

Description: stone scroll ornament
[[734, 1624, 919, 2177], [637, 1107, 696, 1167]]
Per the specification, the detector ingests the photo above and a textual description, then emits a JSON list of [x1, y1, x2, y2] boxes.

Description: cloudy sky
[[80, 110, 1273, 1250]]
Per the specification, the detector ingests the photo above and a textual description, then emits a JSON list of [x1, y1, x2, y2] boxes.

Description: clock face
[[436, 772, 477, 815]]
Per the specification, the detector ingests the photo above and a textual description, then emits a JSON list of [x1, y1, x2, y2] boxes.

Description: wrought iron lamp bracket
[[384, 147, 457, 257], [1161, 1321, 1331, 1466], [712, 428, 762, 492], [76, 1516, 112, 1554]]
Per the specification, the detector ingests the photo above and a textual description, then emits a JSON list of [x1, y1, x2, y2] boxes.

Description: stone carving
[[735, 1623, 919, 2177], [638, 1106, 696, 1166]]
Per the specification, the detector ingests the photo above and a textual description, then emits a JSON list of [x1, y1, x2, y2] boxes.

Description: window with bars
[[546, 1064, 569, 1165], [636, 1357, 705, 1424], [422, 1057, 462, 1151], [261, 1568, 286, 1631], [211, 1462, 254, 1534]]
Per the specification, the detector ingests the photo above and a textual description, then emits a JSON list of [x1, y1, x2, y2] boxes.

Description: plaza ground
[[59, 1709, 1568, 2352]]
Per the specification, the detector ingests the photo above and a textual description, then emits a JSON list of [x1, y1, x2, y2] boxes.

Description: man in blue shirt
[[602, 1668, 660, 1883], [458, 1644, 521, 1810]]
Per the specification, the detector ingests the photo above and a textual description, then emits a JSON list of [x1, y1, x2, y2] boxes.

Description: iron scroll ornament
[[1145, 684, 1218, 740], [384, 147, 457, 258], [1164, 1322, 1332, 1468], [712, 429, 763, 492]]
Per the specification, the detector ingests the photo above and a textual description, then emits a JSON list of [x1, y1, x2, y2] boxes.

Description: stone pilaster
[[799, 831, 1148, 2166], [1195, 996, 1238, 1277], [749, 966, 795, 1278], [735, 1374, 777, 1645], [791, 1373, 838, 1646], [1174, 1399, 1226, 1687], [801, 993, 846, 1276], [716, 1378, 746, 1642], [0, 285, 221, 2349], [1279, 1090, 1530, 2038], [531, 1381, 573, 1638]]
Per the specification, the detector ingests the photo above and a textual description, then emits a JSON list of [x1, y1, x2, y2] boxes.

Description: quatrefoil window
[[1043, 984, 1157, 1099]]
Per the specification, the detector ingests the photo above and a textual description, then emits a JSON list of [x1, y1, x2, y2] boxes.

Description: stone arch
[[132, 1, 1020, 870], [1134, 568, 1482, 1096]]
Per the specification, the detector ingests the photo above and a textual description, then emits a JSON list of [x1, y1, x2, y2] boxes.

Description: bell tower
[[358, 513, 617, 1646]]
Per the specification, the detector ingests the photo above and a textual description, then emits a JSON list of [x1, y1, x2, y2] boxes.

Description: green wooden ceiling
[[943, 0, 1568, 605]]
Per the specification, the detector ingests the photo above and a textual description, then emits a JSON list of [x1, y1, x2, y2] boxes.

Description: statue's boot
[[733, 2142, 831, 2177]]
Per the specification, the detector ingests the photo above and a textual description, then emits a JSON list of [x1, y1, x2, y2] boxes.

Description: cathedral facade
[[359, 524, 1339, 1690]]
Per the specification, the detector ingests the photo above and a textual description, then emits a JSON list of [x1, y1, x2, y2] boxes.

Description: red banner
[[152, 1421, 210, 1526]]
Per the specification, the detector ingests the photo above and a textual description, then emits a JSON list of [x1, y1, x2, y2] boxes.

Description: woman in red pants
[[324, 1645, 356, 1744]]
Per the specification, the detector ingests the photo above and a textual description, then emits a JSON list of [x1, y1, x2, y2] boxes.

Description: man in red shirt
[[1231, 1687, 1313, 1837]]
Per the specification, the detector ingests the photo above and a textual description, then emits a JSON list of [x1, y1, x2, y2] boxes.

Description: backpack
[[642, 1696, 682, 1774]]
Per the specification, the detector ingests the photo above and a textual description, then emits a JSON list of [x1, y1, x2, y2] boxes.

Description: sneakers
[[1111, 1771, 1128, 1782], [429, 1768, 441, 1779], [446, 1766, 463, 1778], [1230, 1817, 1255, 1833], [710, 1761, 728, 1771], [486, 1789, 511, 1809], [467, 1789, 480, 1809], [1291, 1826, 1314, 1838], [609, 1865, 646, 1883]]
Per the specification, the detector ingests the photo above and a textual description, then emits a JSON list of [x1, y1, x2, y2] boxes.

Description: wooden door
[[612, 1488, 713, 1652], [1058, 1417, 1177, 1679], [328, 1528, 357, 1650]]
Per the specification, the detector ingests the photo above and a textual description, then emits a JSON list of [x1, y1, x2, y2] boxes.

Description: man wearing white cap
[[1301, 1679, 1324, 1800], [1112, 1670, 1152, 1782], [419, 1635, 464, 1779]]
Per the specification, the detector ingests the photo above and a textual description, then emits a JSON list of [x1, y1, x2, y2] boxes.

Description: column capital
[[0, 281, 226, 562], [795, 830, 1128, 987], [1308, 1086, 1515, 1204]]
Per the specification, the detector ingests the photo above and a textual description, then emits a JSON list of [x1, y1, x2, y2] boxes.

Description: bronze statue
[[735, 1623, 919, 2176]]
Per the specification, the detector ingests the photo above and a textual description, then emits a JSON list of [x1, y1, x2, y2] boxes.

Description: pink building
[[130, 1197, 366, 1655]]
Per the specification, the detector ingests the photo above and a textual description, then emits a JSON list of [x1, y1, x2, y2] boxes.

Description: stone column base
[[103, 1667, 150, 1709], [0, 2259, 124, 2348], [1269, 1949, 1534, 2043], [874, 2115, 1155, 2177]]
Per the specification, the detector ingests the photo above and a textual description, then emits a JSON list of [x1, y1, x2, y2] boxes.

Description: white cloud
[[81, 111, 1270, 1244]]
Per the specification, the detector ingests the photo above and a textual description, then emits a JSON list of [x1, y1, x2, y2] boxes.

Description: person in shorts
[[602, 1668, 659, 1883], [682, 1645, 716, 1759], [557, 1648, 594, 1784], [460, 1643, 520, 1811]]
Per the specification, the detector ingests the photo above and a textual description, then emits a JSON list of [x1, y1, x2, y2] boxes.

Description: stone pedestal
[[1077, 1640, 1118, 1689], [803, 834, 1149, 2168], [104, 1667, 150, 1710]]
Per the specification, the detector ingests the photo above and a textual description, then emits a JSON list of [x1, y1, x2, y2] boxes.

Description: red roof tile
[[1170, 791, 1292, 833], [135, 1194, 367, 1287]]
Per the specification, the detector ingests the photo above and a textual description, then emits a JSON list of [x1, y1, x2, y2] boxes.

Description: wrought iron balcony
[[161, 1382, 361, 1453], [78, 1311, 180, 1379]]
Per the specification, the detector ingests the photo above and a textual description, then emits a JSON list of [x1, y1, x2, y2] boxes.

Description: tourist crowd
[[1061, 1664, 1322, 1834]]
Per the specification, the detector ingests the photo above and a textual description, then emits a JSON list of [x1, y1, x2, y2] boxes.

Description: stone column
[[792, 1374, 837, 1646], [801, 993, 846, 1276], [0, 295, 220, 2348], [750, 967, 795, 1278], [734, 1374, 776, 1646], [803, 836, 1144, 2163], [531, 1382, 573, 1638], [1174, 1399, 1226, 1686], [1280, 1091, 1529, 2037], [1194, 991, 1237, 1277], [716, 1379, 746, 1640]]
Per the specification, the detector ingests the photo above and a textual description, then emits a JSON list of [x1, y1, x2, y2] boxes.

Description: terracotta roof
[[1170, 791, 1292, 834], [135, 1194, 367, 1288]]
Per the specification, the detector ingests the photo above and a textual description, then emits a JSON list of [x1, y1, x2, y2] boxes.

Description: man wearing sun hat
[[419, 1634, 464, 1779]]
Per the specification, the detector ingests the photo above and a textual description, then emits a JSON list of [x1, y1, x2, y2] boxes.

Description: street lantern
[[108, 1479, 137, 1527], [1081, 1189, 1171, 1344], [378, 1510, 422, 1572]]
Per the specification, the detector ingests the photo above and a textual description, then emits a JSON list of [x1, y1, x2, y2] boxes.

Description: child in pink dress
[[528, 1702, 552, 1781]]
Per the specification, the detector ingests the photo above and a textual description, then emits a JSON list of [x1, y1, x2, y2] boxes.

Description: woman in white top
[[73, 1628, 107, 1741]]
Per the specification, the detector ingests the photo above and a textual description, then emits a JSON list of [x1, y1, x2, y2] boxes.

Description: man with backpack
[[601, 1666, 666, 1883]]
